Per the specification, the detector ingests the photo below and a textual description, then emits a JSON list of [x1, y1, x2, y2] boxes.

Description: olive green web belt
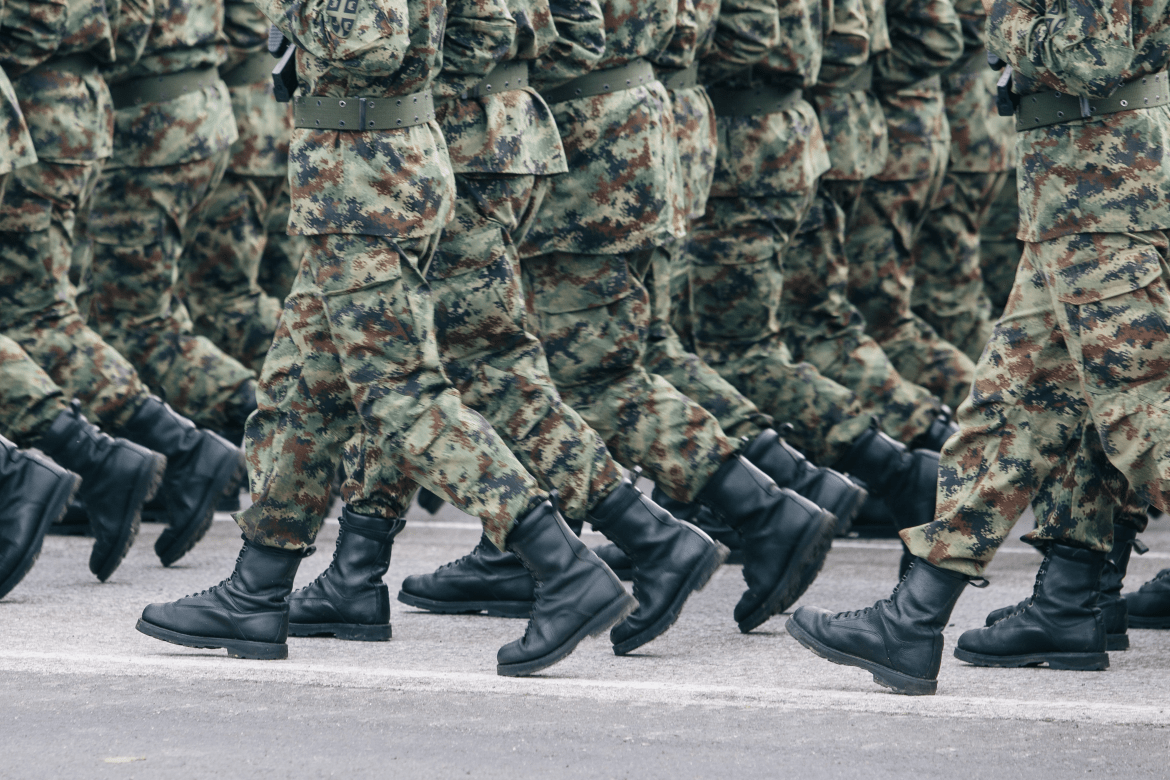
[[108, 66, 221, 110], [541, 59, 657, 104], [707, 84, 803, 117], [219, 51, 277, 88], [458, 60, 530, 100], [293, 90, 436, 131], [1016, 71, 1169, 131], [656, 62, 699, 92]]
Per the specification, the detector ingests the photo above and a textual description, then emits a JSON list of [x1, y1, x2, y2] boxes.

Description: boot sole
[[156, 449, 244, 567], [1127, 615, 1170, 629], [1107, 633, 1129, 651], [612, 542, 729, 656], [92, 453, 167, 582], [738, 510, 837, 633], [785, 616, 937, 695], [135, 618, 287, 660], [496, 592, 637, 677], [397, 590, 532, 619], [0, 473, 81, 600], [953, 647, 1109, 670], [288, 622, 392, 641]]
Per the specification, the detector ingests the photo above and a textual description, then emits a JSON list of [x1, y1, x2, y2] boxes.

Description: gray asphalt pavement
[[3, 491, 1169, 778]]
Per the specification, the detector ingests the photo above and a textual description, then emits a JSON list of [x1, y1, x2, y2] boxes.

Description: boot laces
[[833, 562, 913, 619], [182, 540, 249, 598], [297, 526, 344, 594], [1142, 568, 1170, 589]]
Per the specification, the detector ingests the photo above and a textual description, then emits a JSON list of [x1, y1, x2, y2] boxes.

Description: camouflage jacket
[[988, 0, 1170, 241], [939, 0, 1012, 173], [871, 0, 961, 181], [222, 0, 291, 177], [0, 64, 35, 176], [519, 0, 683, 255], [259, 0, 454, 236], [436, 0, 568, 175]]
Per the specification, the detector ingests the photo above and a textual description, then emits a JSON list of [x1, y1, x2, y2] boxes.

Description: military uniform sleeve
[[254, 0, 410, 75], [875, 0, 962, 86], [112, 0, 154, 67], [224, 0, 272, 69], [822, 0, 869, 73], [0, 0, 67, 74], [652, 0, 700, 69], [986, 0, 1139, 97], [699, 0, 781, 83], [435, 0, 517, 98], [529, 0, 605, 90]]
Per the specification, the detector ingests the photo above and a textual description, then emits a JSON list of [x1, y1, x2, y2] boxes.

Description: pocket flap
[[1053, 248, 1165, 304], [526, 253, 634, 314]]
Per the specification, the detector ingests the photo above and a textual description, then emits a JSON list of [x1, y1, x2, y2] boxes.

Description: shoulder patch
[[326, 0, 359, 37]]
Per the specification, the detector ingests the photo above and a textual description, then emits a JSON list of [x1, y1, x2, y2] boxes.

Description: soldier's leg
[[181, 171, 285, 373], [912, 170, 1010, 362], [257, 182, 303, 304], [0, 334, 68, 442], [87, 151, 257, 433], [979, 171, 1021, 317], [846, 173, 977, 410], [784, 180, 944, 445]]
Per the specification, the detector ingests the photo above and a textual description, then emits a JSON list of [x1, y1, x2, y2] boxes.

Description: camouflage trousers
[[912, 169, 1013, 362], [979, 170, 1021, 317], [86, 149, 257, 433], [337, 174, 623, 522], [236, 231, 546, 552], [903, 230, 1170, 576], [181, 171, 304, 373], [784, 180, 942, 444], [522, 249, 738, 503], [0, 159, 151, 431], [846, 163, 977, 410], [685, 193, 872, 467], [0, 333, 67, 444]]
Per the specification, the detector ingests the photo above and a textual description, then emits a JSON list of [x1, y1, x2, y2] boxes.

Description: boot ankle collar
[[340, 507, 406, 542], [36, 400, 87, 456], [586, 479, 639, 528]]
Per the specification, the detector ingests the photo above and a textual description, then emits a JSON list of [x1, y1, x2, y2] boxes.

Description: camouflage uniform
[[781, 0, 948, 445], [85, 0, 257, 434], [0, 0, 164, 433], [902, 0, 1170, 576], [336, 0, 628, 524], [909, 0, 1016, 363], [237, 0, 548, 552], [0, 6, 35, 193], [0, 333, 68, 442], [843, 0, 975, 410], [179, 0, 302, 374], [978, 168, 1020, 316]]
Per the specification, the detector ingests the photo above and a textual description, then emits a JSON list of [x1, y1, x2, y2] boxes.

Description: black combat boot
[[835, 421, 939, 533], [742, 427, 867, 535], [0, 436, 82, 599], [288, 508, 406, 640], [588, 478, 727, 654], [696, 455, 838, 633], [496, 499, 637, 676], [593, 542, 634, 580], [955, 544, 1109, 670], [398, 534, 535, 618], [136, 537, 310, 659], [36, 400, 167, 581], [786, 557, 975, 695], [1127, 567, 1170, 628], [416, 487, 446, 515], [984, 524, 1144, 650], [910, 407, 958, 453], [119, 396, 244, 566]]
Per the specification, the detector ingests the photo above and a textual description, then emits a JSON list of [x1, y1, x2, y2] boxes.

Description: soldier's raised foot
[[835, 420, 939, 533], [697, 456, 837, 633], [588, 478, 727, 655], [37, 400, 167, 581], [119, 396, 244, 566], [136, 537, 311, 659], [957, 544, 1109, 670], [785, 558, 974, 695], [398, 535, 535, 618], [496, 500, 636, 677], [288, 508, 405, 641], [0, 436, 82, 600]]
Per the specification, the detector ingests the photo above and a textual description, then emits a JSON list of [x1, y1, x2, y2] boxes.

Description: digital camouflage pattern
[[0, 63, 35, 178], [978, 171, 1019, 315], [904, 231, 1170, 575], [0, 333, 67, 443]]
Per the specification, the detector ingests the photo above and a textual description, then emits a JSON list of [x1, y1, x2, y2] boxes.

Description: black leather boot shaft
[[956, 544, 1108, 669], [910, 408, 958, 453], [289, 507, 405, 640], [697, 455, 837, 632], [119, 396, 243, 566], [787, 557, 971, 695], [0, 435, 81, 599], [743, 428, 867, 535], [136, 538, 308, 659], [835, 424, 939, 531], [496, 500, 636, 676], [37, 400, 166, 581], [589, 479, 726, 654]]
